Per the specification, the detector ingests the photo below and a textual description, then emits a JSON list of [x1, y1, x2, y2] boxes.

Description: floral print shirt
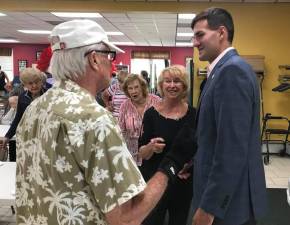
[[16, 79, 146, 225]]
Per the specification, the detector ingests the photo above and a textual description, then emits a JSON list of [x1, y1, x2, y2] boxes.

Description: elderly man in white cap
[[15, 19, 195, 225]]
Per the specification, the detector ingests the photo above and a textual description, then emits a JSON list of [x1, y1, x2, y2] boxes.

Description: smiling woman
[[138, 65, 197, 225]]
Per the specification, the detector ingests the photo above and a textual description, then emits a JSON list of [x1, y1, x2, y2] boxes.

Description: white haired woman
[[118, 74, 160, 166], [0, 67, 46, 161]]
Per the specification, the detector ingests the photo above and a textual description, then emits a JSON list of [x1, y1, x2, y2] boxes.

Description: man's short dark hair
[[191, 7, 234, 44]]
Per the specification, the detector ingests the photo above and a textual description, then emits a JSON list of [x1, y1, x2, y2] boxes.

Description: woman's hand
[[149, 137, 165, 153], [178, 162, 192, 180], [139, 137, 165, 160]]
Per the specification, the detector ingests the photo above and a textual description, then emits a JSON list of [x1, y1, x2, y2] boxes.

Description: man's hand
[[192, 208, 214, 225]]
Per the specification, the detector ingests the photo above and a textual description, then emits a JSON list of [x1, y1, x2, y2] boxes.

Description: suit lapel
[[195, 49, 239, 125]]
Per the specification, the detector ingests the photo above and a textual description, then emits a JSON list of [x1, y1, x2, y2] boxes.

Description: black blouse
[[138, 105, 196, 181]]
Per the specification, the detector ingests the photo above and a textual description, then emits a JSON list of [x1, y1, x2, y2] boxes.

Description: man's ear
[[218, 26, 227, 40], [88, 52, 99, 71]]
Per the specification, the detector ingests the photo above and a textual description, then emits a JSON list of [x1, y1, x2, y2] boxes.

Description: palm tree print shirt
[[15, 79, 146, 225]]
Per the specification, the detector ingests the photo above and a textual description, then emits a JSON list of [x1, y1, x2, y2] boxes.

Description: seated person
[[1, 96, 18, 125]]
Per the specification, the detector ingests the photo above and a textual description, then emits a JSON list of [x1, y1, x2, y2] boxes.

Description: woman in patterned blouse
[[118, 74, 161, 166]]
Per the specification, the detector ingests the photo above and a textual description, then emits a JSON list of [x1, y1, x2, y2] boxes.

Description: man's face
[[95, 48, 113, 90], [192, 19, 221, 63]]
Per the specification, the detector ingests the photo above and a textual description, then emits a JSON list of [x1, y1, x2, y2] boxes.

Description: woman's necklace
[[159, 102, 187, 121], [133, 98, 147, 116]]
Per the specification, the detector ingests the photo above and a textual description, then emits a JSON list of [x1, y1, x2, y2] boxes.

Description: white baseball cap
[[50, 19, 124, 53]]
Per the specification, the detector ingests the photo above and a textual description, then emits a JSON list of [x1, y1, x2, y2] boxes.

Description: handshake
[[158, 123, 197, 183]]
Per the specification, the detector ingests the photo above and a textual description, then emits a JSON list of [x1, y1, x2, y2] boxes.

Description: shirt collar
[[207, 47, 235, 77]]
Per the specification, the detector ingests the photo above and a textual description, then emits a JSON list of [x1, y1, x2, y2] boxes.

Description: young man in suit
[[191, 8, 267, 225]]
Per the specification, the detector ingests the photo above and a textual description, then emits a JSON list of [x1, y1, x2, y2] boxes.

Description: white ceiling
[[0, 0, 288, 47], [0, 11, 193, 47]]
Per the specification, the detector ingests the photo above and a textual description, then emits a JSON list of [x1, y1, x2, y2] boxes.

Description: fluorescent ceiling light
[[112, 41, 135, 46], [177, 33, 193, 37], [106, 32, 124, 36], [178, 14, 196, 20], [0, 13, 7, 16], [176, 42, 193, 47], [51, 12, 102, 18], [0, 38, 19, 43], [18, 30, 51, 34]]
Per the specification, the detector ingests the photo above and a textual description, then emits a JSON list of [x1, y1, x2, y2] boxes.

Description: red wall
[[115, 46, 193, 69], [0, 43, 49, 76], [0, 43, 193, 76]]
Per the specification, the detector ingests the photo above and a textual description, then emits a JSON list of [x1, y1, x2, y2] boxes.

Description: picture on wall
[[18, 60, 27, 73]]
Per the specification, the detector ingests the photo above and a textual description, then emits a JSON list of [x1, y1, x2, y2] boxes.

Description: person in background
[[0, 67, 46, 162], [138, 65, 196, 225], [118, 74, 161, 166], [14, 19, 194, 225], [191, 7, 267, 225], [110, 71, 118, 85], [102, 70, 128, 118], [1, 96, 18, 125], [141, 70, 150, 87], [0, 65, 10, 97]]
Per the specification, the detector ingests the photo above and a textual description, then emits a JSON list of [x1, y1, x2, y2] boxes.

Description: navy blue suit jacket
[[193, 49, 267, 225]]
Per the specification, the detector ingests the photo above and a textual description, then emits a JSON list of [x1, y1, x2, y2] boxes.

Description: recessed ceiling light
[[0, 13, 7, 17], [178, 14, 196, 20], [51, 12, 102, 18], [176, 42, 193, 47], [106, 32, 124, 36], [18, 30, 51, 34], [177, 33, 193, 37], [112, 42, 135, 46], [0, 38, 19, 43]]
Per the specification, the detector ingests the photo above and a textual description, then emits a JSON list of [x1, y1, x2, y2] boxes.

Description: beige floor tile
[[264, 169, 278, 178], [266, 184, 287, 189], [264, 155, 290, 188], [271, 177, 289, 188], [272, 169, 290, 178], [265, 177, 275, 187]]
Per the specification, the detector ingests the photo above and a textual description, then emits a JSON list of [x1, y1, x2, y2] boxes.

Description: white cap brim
[[103, 40, 125, 53]]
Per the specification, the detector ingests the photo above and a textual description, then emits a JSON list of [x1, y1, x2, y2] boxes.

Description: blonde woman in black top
[[139, 65, 196, 225]]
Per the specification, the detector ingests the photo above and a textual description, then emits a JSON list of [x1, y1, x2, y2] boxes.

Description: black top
[[138, 105, 196, 181], [0, 71, 6, 91], [5, 89, 46, 139]]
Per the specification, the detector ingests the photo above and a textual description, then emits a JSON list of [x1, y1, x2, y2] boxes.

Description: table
[[0, 162, 16, 205]]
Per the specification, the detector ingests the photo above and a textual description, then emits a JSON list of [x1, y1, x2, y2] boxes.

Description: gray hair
[[49, 43, 106, 80]]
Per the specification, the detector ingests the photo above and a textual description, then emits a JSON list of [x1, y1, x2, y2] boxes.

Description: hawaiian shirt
[[16, 79, 146, 225]]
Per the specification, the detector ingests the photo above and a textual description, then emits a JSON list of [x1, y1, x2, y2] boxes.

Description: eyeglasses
[[27, 79, 42, 86], [84, 50, 116, 61]]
